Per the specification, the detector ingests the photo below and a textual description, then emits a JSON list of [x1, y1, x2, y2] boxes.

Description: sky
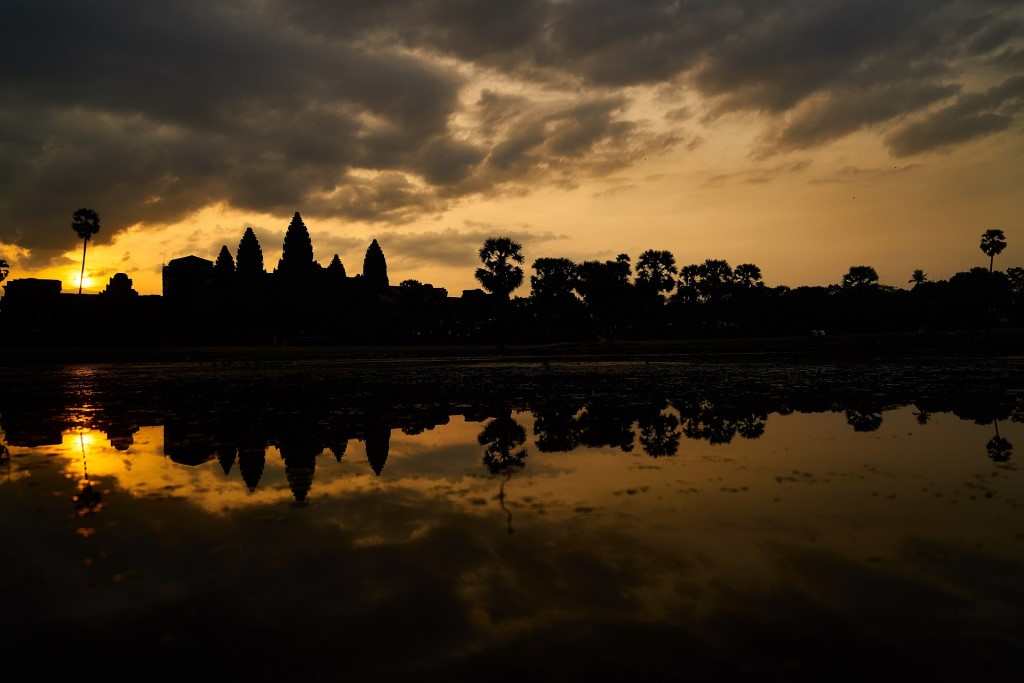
[[1, 0, 1022, 295]]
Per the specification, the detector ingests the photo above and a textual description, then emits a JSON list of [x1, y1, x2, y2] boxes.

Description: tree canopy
[[71, 208, 101, 242], [980, 229, 1007, 272], [842, 265, 879, 289], [636, 249, 678, 295], [475, 237, 524, 299]]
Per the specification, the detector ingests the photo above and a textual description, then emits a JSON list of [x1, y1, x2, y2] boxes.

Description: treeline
[[469, 230, 1022, 342]]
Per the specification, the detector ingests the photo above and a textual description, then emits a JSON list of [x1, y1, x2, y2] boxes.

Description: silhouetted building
[[278, 212, 317, 278], [362, 239, 389, 291], [365, 422, 391, 476], [238, 445, 266, 492], [2, 278, 62, 310], [164, 421, 217, 466], [102, 273, 138, 298], [163, 255, 214, 301]]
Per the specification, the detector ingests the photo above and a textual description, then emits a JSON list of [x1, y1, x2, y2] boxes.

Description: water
[[2, 360, 1022, 680]]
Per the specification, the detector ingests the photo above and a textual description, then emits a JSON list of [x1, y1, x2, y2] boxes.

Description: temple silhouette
[[0, 216, 1020, 346], [1, 211, 479, 345]]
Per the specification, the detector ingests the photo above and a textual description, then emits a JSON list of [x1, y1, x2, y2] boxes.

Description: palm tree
[[909, 269, 928, 287], [71, 208, 101, 294], [980, 229, 1007, 273], [475, 237, 524, 300], [635, 249, 678, 296]]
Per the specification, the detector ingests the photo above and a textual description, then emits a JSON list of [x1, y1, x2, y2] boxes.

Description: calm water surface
[[2, 362, 1022, 680]]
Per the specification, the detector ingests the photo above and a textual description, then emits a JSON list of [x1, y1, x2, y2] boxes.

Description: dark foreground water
[[2, 360, 1023, 680]]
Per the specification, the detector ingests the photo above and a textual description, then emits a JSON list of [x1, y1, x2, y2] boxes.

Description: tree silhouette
[[476, 237, 524, 299], [236, 227, 265, 277], [530, 257, 578, 303], [980, 229, 1007, 273], [478, 412, 527, 535], [214, 245, 235, 277], [71, 208, 101, 294], [478, 412, 528, 475], [575, 255, 633, 335], [636, 249, 677, 296], [733, 263, 763, 288], [0, 258, 9, 285], [846, 408, 883, 432], [909, 269, 928, 287], [638, 408, 681, 457], [278, 212, 315, 277], [363, 239, 389, 291], [842, 265, 879, 289]]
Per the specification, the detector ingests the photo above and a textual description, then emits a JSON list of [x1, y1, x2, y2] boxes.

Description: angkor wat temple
[[1, 212, 493, 345]]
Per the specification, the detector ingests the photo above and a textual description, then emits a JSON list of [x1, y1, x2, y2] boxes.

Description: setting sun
[[71, 272, 95, 291]]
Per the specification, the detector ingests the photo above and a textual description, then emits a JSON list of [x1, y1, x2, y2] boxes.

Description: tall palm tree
[[71, 208, 101, 294], [475, 237, 524, 300], [909, 269, 927, 287], [980, 228, 1006, 273]]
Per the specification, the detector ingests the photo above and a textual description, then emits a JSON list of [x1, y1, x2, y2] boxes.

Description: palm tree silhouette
[[475, 237, 524, 300], [909, 269, 928, 287], [980, 229, 1007, 273], [71, 209, 101, 294]]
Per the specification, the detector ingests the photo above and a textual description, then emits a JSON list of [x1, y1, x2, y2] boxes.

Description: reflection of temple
[[2, 367, 1019, 505]]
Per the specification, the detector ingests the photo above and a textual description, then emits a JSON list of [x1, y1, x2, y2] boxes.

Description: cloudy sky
[[1, 0, 1022, 294]]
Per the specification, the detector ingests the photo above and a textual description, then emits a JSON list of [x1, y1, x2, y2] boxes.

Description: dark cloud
[[1, 0, 1021, 260], [886, 76, 1024, 156], [762, 81, 961, 154]]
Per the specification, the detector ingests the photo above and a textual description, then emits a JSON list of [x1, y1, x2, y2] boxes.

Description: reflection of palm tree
[[987, 420, 1013, 463], [846, 409, 883, 433], [479, 413, 528, 475], [736, 413, 767, 440], [478, 413, 528, 535], [73, 432, 102, 516], [71, 209, 101, 294], [638, 409, 681, 457]]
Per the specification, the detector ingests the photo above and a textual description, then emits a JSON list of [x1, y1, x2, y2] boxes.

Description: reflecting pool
[[1, 361, 1022, 680]]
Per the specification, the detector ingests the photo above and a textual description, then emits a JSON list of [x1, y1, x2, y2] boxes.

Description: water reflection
[[1, 363, 1023, 679], [1, 377, 1020, 505]]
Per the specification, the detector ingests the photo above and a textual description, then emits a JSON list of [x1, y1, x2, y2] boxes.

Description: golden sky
[[1, 2, 1022, 295]]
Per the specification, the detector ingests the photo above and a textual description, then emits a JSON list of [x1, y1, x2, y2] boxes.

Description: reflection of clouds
[[5, 406, 1024, 678]]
